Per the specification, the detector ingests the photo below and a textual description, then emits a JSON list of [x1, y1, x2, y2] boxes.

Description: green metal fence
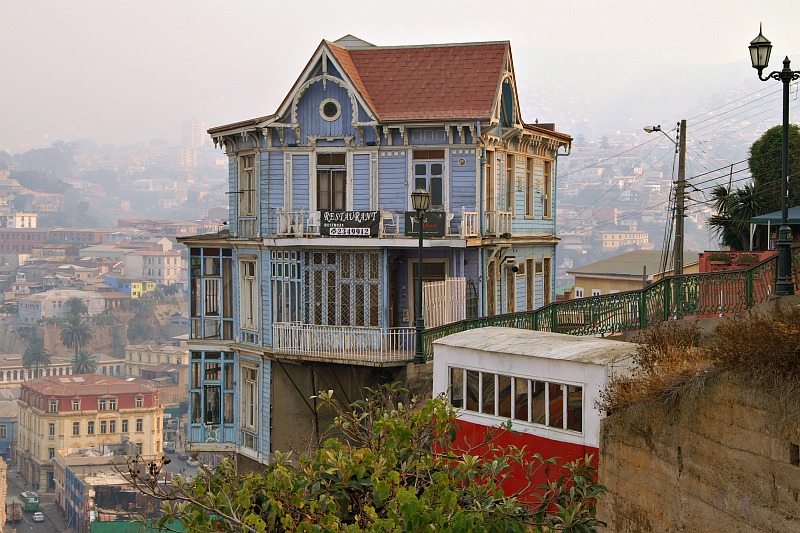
[[422, 246, 800, 359]]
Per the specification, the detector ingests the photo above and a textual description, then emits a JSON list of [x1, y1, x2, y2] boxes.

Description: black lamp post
[[749, 25, 799, 296], [411, 187, 431, 364]]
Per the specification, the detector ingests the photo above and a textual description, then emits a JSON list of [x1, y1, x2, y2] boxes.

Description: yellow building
[[125, 343, 188, 376], [568, 250, 700, 298], [17, 374, 164, 492]]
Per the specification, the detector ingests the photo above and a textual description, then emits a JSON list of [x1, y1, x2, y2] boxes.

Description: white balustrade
[[272, 323, 415, 363]]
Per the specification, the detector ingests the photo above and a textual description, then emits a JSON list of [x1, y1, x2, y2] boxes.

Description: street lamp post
[[749, 25, 799, 296], [644, 121, 687, 276], [411, 188, 431, 364]]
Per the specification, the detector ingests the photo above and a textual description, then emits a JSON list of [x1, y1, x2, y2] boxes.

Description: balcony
[[272, 323, 414, 366], [484, 211, 512, 237], [275, 208, 481, 239], [237, 217, 259, 238]]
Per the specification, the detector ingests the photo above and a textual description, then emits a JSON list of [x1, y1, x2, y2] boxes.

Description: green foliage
[[60, 315, 93, 357], [748, 124, 800, 214], [66, 296, 88, 316], [707, 183, 768, 251], [126, 384, 606, 532], [706, 251, 731, 262], [23, 342, 52, 377], [127, 317, 154, 344], [72, 350, 99, 375]]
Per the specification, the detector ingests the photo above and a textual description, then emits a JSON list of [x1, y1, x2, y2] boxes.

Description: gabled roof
[[568, 250, 701, 278], [210, 38, 515, 134], [327, 40, 508, 122]]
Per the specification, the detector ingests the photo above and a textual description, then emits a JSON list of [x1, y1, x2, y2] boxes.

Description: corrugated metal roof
[[568, 250, 701, 277], [433, 327, 636, 364]]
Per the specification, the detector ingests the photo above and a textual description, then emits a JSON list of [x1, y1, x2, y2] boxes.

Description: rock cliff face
[[598, 372, 800, 532]]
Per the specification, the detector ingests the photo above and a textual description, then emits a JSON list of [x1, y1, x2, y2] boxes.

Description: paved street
[[5, 469, 66, 533]]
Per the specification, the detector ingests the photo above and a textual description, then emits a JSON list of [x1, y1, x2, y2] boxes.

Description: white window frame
[[240, 259, 259, 331], [237, 153, 257, 217], [574, 287, 584, 298], [592, 289, 601, 297], [241, 366, 258, 434]]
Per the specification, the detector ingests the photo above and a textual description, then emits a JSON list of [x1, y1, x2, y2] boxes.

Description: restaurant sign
[[320, 210, 380, 237], [404, 211, 446, 238]]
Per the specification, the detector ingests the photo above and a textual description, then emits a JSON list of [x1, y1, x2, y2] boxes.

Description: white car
[[32, 511, 45, 522]]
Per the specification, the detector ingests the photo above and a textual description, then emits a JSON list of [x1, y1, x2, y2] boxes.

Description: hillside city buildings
[[16, 374, 164, 491]]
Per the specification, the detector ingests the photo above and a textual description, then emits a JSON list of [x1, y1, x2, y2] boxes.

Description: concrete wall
[[598, 372, 800, 532], [270, 362, 403, 456]]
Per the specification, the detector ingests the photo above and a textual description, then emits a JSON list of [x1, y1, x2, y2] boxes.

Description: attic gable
[[269, 40, 378, 126]]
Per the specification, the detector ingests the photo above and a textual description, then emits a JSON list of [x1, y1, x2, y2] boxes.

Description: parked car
[[177, 452, 189, 461], [163, 445, 175, 454], [32, 512, 45, 522]]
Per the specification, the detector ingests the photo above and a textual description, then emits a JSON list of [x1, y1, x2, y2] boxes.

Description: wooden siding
[[353, 153, 371, 211], [266, 152, 284, 235], [377, 151, 408, 230], [297, 80, 355, 139], [260, 252, 273, 346], [260, 359, 271, 457], [291, 154, 310, 210], [449, 149, 477, 232]]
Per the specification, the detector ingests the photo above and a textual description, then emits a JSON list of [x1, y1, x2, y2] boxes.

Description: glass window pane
[[497, 375, 511, 418], [567, 385, 583, 432], [224, 363, 234, 389], [431, 177, 443, 206], [466, 370, 479, 411], [431, 163, 443, 175], [514, 377, 529, 422], [415, 164, 426, 175], [450, 368, 464, 408], [531, 380, 546, 424], [481, 373, 495, 415], [204, 385, 221, 424], [415, 177, 427, 190], [548, 383, 564, 429], [191, 392, 201, 424], [224, 392, 234, 423]]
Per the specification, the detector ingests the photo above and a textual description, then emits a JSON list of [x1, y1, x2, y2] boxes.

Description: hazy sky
[[2, 0, 798, 153]]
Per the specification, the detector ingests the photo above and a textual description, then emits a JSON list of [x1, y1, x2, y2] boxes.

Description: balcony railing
[[275, 209, 483, 239], [422, 246, 800, 359], [485, 211, 512, 237], [272, 323, 415, 364], [237, 217, 259, 238], [461, 208, 479, 237]]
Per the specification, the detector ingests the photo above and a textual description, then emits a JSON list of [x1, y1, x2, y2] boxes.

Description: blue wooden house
[[178, 35, 571, 465]]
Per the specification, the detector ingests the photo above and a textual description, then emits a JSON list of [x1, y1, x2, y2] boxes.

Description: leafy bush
[[707, 252, 731, 262], [735, 253, 759, 265], [126, 384, 606, 532]]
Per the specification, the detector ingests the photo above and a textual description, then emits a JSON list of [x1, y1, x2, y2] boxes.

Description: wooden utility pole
[[674, 120, 687, 276]]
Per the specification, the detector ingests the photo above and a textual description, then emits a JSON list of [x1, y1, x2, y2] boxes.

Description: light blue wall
[[449, 149, 477, 232], [353, 153, 371, 210], [377, 151, 408, 228], [291, 154, 310, 210], [266, 152, 284, 235]]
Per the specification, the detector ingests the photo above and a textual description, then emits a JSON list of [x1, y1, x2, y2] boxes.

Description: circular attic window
[[320, 98, 341, 121]]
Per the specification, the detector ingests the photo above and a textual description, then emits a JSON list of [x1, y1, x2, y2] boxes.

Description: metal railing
[[272, 323, 415, 364], [421, 246, 800, 359]]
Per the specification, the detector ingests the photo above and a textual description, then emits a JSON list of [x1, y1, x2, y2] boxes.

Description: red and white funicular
[[432, 327, 635, 493]]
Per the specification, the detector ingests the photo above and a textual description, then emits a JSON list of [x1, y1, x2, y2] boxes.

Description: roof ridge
[[341, 40, 509, 51]]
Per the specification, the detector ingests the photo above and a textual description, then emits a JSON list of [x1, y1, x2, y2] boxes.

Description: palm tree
[[60, 315, 93, 358], [72, 350, 99, 375], [66, 296, 88, 316], [22, 342, 52, 379], [708, 183, 768, 251]]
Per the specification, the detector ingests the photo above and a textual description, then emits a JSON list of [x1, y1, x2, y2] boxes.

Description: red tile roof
[[23, 374, 155, 397], [328, 41, 508, 122]]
